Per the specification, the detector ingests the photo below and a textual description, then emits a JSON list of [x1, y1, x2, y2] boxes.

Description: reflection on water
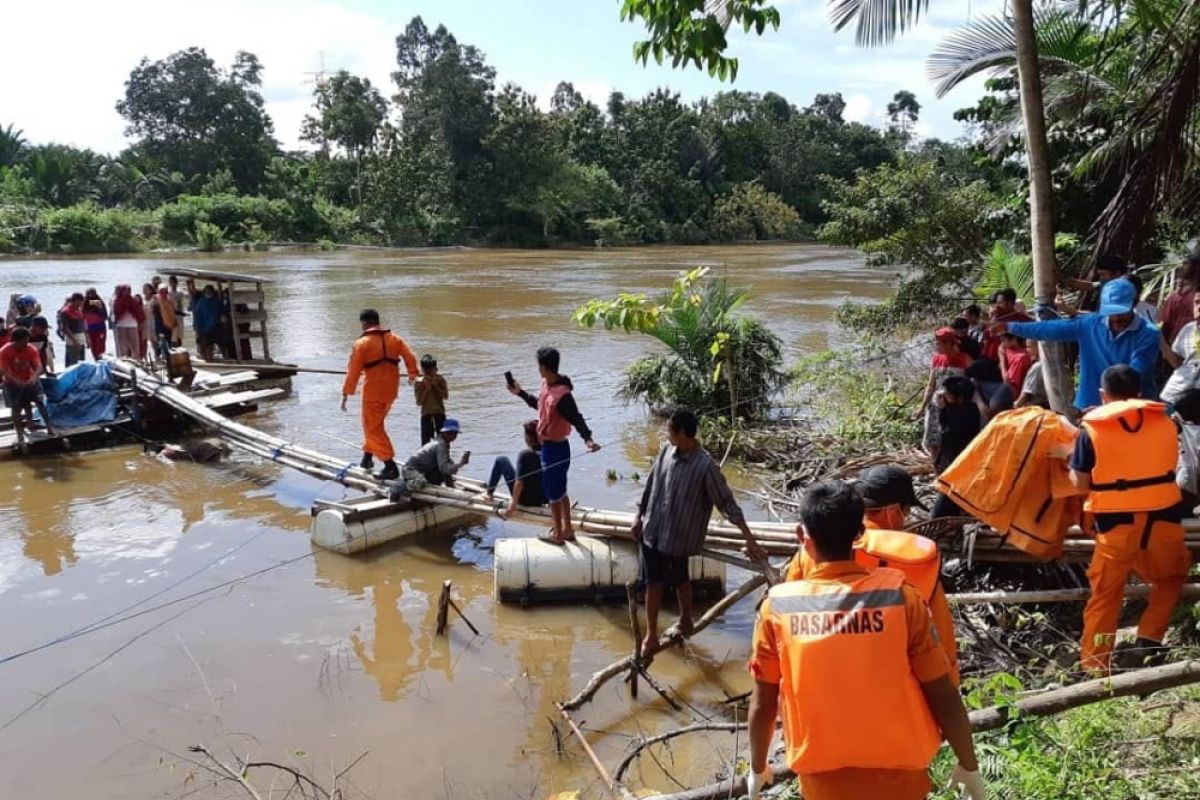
[[0, 245, 888, 797]]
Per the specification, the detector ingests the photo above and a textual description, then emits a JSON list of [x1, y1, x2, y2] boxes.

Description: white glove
[[948, 764, 987, 800], [747, 766, 773, 800]]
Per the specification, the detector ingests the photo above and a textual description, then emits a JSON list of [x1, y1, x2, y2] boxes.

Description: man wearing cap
[[994, 278, 1162, 411], [786, 465, 959, 685], [401, 418, 469, 490]]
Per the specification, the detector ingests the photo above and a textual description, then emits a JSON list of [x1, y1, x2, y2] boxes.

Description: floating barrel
[[494, 535, 725, 604], [311, 495, 476, 555]]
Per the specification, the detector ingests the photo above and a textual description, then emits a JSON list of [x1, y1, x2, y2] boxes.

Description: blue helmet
[[17, 294, 36, 307]]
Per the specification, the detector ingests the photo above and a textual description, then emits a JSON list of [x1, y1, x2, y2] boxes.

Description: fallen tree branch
[[648, 659, 1200, 800], [612, 722, 747, 781], [557, 704, 637, 800], [561, 575, 768, 712], [948, 583, 1200, 606]]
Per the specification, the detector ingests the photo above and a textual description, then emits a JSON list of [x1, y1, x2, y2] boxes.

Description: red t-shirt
[[930, 352, 970, 371], [1003, 347, 1033, 394], [983, 311, 1033, 360], [0, 342, 42, 383]]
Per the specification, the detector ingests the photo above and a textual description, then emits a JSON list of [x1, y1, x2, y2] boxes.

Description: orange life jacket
[[1081, 399, 1181, 514], [785, 525, 941, 602], [762, 568, 942, 775]]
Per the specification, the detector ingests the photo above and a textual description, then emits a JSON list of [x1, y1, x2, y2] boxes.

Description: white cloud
[[843, 93, 872, 123], [0, 0, 398, 153]]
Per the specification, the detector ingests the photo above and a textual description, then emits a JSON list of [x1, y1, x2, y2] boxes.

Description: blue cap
[[17, 294, 36, 306], [439, 418, 461, 434], [1098, 278, 1136, 317]]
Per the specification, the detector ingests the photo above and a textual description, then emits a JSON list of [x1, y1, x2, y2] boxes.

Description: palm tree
[[828, 0, 1072, 412], [0, 123, 26, 168], [928, 0, 1200, 263]]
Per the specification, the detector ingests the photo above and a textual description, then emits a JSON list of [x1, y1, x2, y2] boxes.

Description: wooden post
[[447, 596, 480, 636], [626, 581, 641, 700], [435, 580, 451, 635]]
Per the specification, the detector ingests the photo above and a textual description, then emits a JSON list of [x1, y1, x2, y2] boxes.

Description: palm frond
[[828, 0, 930, 48], [927, 7, 1099, 98], [975, 241, 1035, 303]]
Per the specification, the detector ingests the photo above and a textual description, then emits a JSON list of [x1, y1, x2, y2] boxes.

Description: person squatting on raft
[[485, 419, 547, 518], [784, 465, 960, 686], [0, 328, 58, 450], [341, 309, 418, 481], [632, 408, 766, 658], [401, 418, 469, 490], [746, 481, 985, 800], [414, 354, 449, 445], [1052, 364, 1193, 674], [508, 347, 601, 545]]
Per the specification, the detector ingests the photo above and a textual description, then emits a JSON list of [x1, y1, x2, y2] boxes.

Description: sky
[[1, 0, 1005, 155]]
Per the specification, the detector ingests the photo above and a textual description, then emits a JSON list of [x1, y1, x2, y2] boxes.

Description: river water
[[0, 245, 889, 798]]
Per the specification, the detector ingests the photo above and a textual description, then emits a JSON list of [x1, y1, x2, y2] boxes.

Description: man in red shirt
[[1, 328, 57, 450], [982, 288, 1032, 361]]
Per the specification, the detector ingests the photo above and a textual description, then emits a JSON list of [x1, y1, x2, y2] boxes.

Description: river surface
[[0, 245, 889, 799]]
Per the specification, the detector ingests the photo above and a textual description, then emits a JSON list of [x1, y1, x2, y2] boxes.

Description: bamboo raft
[[110, 359, 1200, 568]]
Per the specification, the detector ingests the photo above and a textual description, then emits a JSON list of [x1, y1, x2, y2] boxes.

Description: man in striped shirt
[[633, 408, 766, 657]]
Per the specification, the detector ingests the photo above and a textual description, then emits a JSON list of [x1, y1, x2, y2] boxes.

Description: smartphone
[[504, 371, 515, 387]]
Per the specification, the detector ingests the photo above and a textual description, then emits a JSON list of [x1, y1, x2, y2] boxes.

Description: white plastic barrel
[[311, 499, 474, 555], [494, 535, 725, 604]]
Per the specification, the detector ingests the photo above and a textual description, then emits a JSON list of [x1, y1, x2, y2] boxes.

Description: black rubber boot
[[1132, 636, 1170, 668], [375, 460, 399, 481], [360, 452, 374, 470]]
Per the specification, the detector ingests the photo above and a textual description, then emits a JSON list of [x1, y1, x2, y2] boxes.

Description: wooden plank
[[200, 388, 284, 409], [230, 290, 265, 304]]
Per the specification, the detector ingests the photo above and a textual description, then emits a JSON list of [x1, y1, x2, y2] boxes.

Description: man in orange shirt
[[341, 309, 418, 480], [784, 465, 960, 685], [747, 481, 985, 800]]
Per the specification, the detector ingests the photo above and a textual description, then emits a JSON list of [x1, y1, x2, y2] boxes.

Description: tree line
[[0, 16, 929, 254]]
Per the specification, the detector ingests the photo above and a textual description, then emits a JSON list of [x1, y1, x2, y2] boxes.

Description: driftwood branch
[[556, 704, 637, 800], [649, 659, 1200, 800], [561, 575, 768, 712], [614, 722, 747, 781], [948, 582, 1200, 606]]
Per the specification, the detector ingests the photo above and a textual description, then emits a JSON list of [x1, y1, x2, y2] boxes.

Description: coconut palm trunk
[[1011, 0, 1073, 415]]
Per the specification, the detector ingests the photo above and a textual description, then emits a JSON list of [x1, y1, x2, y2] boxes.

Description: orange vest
[[762, 569, 942, 774], [786, 527, 941, 602], [1081, 399, 1180, 513]]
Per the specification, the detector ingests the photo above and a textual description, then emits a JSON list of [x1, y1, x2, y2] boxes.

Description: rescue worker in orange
[[748, 481, 985, 800], [341, 308, 418, 480], [783, 465, 960, 685], [1059, 363, 1192, 673]]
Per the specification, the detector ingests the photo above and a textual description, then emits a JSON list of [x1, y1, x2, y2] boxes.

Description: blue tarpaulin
[[37, 361, 119, 428]]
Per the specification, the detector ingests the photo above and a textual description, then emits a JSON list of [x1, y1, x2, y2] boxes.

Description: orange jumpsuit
[[785, 511, 960, 686], [342, 327, 417, 462], [751, 562, 949, 800], [1076, 399, 1192, 673]]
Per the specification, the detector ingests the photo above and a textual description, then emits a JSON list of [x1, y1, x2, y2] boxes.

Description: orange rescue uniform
[[342, 327, 418, 462], [751, 561, 949, 800], [785, 514, 960, 686], [1077, 399, 1192, 673]]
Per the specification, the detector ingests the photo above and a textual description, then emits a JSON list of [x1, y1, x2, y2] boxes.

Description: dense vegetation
[[0, 17, 927, 255]]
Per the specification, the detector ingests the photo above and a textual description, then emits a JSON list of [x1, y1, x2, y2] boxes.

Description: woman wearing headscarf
[[83, 287, 109, 359], [140, 283, 158, 363], [111, 285, 145, 359]]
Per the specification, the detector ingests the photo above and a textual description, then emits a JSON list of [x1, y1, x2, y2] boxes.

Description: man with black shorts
[[1, 328, 57, 450], [632, 408, 766, 657]]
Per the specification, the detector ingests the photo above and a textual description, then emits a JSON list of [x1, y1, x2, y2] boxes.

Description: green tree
[[807, 92, 847, 123], [302, 70, 387, 205], [886, 89, 921, 133], [575, 267, 786, 419], [820, 157, 1007, 332], [117, 48, 277, 193], [619, 0, 780, 81], [0, 123, 26, 168], [711, 181, 801, 240]]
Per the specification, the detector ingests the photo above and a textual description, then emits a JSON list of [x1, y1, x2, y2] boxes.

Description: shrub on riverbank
[[35, 204, 154, 253]]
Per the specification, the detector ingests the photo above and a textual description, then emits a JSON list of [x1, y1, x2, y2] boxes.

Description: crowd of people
[[1, 274, 252, 373]]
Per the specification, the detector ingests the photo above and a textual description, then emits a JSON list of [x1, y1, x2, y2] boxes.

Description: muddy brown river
[[0, 245, 889, 798]]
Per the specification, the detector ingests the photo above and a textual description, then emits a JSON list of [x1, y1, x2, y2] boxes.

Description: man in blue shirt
[[994, 278, 1161, 411], [187, 280, 226, 361]]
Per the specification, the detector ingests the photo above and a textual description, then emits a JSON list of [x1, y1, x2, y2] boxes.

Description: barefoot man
[[1, 327, 57, 450], [632, 408, 766, 658]]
